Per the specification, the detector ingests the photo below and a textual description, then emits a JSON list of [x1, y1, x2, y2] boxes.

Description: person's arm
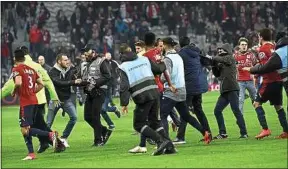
[[35, 77, 44, 93], [119, 70, 130, 107], [161, 57, 172, 82], [0, 79, 15, 99], [211, 61, 221, 77], [212, 55, 234, 66], [149, 59, 166, 75], [12, 74, 22, 96], [249, 53, 282, 74], [37, 66, 59, 100], [94, 60, 112, 87]]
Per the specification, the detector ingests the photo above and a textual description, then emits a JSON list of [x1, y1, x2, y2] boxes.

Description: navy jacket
[[178, 45, 208, 95]]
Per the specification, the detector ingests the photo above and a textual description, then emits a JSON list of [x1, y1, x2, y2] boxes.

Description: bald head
[[38, 55, 45, 66], [105, 52, 112, 60]]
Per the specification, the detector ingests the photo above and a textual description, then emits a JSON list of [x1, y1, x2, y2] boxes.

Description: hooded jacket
[[49, 64, 78, 101], [119, 52, 166, 106], [250, 37, 288, 95], [212, 43, 239, 94], [178, 45, 209, 95]]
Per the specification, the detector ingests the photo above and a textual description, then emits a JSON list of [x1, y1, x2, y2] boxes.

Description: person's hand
[[52, 100, 62, 108], [169, 85, 177, 93], [75, 79, 82, 84], [242, 67, 251, 72], [122, 106, 128, 116]]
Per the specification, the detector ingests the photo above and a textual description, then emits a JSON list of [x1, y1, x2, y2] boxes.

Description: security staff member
[[81, 47, 113, 146], [119, 44, 176, 156]]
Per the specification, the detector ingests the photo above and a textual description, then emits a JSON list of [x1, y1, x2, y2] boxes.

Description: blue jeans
[[238, 81, 257, 114], [101, 88, 116, 126], [214, 91, 247, 135], [46, 98, 77, 138]]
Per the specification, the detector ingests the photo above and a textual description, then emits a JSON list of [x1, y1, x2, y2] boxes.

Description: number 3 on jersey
[[28, 75, 34, 89]]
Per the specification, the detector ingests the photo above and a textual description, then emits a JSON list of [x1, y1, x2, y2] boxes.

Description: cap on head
[[17, 46, 29, 55], [275, 31, 286, 43], [162, 37, 178, 47]]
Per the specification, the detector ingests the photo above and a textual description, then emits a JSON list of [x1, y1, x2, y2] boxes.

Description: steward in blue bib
[[118, 43, 176, 156]]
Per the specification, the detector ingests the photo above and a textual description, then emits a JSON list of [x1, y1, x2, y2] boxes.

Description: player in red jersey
[[234, 37, 258, 115], [11, 49, 59, 160], [243, 28, 288, 139]]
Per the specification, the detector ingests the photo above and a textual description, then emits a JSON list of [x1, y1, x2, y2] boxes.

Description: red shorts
[[19, 105, 37, 127]]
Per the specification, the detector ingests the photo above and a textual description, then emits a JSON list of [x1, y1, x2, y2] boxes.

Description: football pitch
[[1, 92, 287, 168]]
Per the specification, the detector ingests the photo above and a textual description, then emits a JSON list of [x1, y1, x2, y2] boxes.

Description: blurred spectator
[[146, 2, 160, 27], [56, 9, 70, 33], [99, 37, 113, 55], [196, 18, 206, 49], [166, 11, 177, 35], [1, 27, 14, 66], [38, 2, 50, 25], [4, 3, 18, 39], [41, 26, 51, 45], [104, 29, 114, 48], [70, 7, 83, 30], [87, 32, 100, 50], [39, 44, 56, 66], [29, 23, 42, 60]]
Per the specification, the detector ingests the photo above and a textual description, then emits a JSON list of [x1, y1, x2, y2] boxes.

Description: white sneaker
[[60, 138, 70, 148], [22, 154, 36, 160], [128, 146, 147, 153]]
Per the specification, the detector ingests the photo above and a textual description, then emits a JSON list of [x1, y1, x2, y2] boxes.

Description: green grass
[[1, 92, 287, 168]]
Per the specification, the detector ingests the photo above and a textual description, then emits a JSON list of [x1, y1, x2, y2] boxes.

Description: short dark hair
[[144, 32, 156, 46], [119, 43, 131, 54], [179, 36, 190, 48], [17, 46, 29, 55], [135, 40, 145, 47], [238, 37, 248, 45], [259, 28, 272, 41], [14, 49, 25, 62], [56, 53, 67, 62]]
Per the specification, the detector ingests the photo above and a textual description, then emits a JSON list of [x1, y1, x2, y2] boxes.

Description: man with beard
[[47, 53, 82, 148], [81, 47, 113, 146]]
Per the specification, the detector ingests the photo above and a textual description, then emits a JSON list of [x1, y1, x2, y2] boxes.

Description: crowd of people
[[1, 27, 288, 160], [1, 1, 288, 161]]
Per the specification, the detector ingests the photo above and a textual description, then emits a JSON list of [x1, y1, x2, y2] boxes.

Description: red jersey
[[257, 42, 282, 83], [12, 64, 39, 107], [143, 48, 164, 92], [235, 51, 257, 81]]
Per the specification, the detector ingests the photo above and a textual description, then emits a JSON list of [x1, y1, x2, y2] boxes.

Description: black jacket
[[178, 45, 209, 95], [82, 57, 112, 97], [119, 52, 166, 106], [49, 64, 78, 101], [212, 44, 239, 94], [250, 37, 288, 95]]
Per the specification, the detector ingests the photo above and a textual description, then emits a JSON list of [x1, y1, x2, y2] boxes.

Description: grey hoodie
[[212, 43, 239, 94]]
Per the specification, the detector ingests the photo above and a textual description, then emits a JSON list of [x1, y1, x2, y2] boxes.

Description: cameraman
[[81, 48, 113, 146]]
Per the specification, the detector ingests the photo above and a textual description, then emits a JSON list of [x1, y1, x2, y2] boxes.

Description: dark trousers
[[160, 97, 205, 136], [32, 104, 52, 145], [214, 91, 247, 135], [134, 99, 170, 144], [84, 90, 108, 144], [177, 94, 211, 140]]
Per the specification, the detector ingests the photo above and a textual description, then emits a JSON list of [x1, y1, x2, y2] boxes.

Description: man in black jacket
[[119, 43, 176, 156], [174, 37, 212, 144], [81, 48, 113, 146], [205, 43, 248, 139], [47, 53, 82, 148]]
